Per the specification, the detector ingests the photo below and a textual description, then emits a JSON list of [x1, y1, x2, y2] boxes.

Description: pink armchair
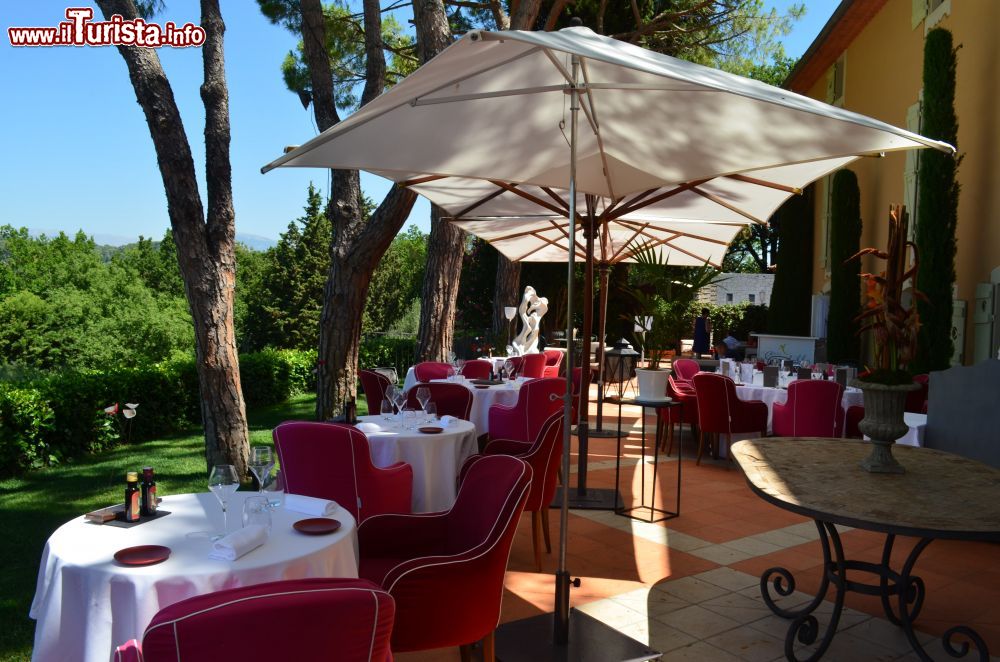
[[488, 377, 566, 444], [672, 358, 701, 382], [358, 455, 532, 662], [691, 373, 767, 464], [542, 349, 564, 377], [359, 369, 392, 411], [772, 379, 845, 437], [405, 382, 474, 420], [478, 410, 563, 570], [413, 361, 452, 382], [274, 421, 412, 522], [114, 578, 394, 662], [520, 352, 547, 378], [460, 359, 493, 380]]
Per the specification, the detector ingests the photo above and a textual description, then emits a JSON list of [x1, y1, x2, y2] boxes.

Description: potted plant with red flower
[[846, 204, 924, 473]]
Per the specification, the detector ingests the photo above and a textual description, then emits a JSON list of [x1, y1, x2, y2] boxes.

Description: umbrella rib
[[452, 184, 511, 219], [610, 224, 648, 262], [546, 218, 588, 256], [540, 187, 571, 211], [725, 173, 802, 194], [399, 174, 447, 187], [615, 219, 742, 244], [579, 58, 617, 200], [542, 48, 574, 84], [491, 180, 575, 219], [690, 187, 767, 224], [411, 85, 566, 106], [609, 180, 709, 219]]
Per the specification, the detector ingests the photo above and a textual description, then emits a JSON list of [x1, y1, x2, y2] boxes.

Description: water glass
[[424, 401, 437, 423], [402, 405, 418, 429], [242, 496, 272, 534], [381, 397, 393, 421]]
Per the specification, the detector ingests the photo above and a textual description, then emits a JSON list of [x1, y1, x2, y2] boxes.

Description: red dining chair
[[273, 421, 412, 522], [520, 353, 547, 378], [906, 374, 929, 413], [659, 374, 699, 455], [672, 358, 701, 382], [477, 411, 563, 571], [113, 578, 394, 662], [413, 361, 453, 382], [772, 379, 845, 437], [691, 373, 768, 464], [460, 359, 493, 380], [488, 377, 566, 444], [405, 382, 474, 420], [359, 369, 392, 411], [845, 405, 865, 439], [542, 349, 564, 377], [358, 455, 532, 662]]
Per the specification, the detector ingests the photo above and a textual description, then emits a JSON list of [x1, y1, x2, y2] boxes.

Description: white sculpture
[[511, 286, 548, 355]]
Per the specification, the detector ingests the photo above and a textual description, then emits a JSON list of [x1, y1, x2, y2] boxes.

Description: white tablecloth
[[358, 414, 478, 512], [30, 492, 357, 662], [401, 369, 522, 435], [865, 412, 927, 447]]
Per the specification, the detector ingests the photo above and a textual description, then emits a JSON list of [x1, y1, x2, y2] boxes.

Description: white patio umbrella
[[263, 25, 953, 653]]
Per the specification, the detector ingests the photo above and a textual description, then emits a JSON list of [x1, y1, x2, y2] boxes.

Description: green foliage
[[826, 169, 862, 364], [0, 226, 194, 371], [704, 302, 769, 340], [915, 28, 960, 372], [767, 188, 814, 335], [258, 0, 418, 112], [364, 225, 428, 333], [0, 350, 314, 477], [358, 336, 419, 379], [0, 385, 55, 474]]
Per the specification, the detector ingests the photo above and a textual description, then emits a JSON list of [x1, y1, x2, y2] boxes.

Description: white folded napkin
[[209, 524, 267, 561], [284, 494, 339, 516], [440, 415, 458, 428], [356, 421, 381, 434]]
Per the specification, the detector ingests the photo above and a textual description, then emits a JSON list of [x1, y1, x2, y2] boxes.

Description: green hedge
[[0, 349, 315, 476], [359, 336, 417, 380]]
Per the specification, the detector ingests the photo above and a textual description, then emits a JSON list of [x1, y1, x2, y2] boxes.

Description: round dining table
[[30, 492, 357, 662], [357, 414, 478, 512], [401, 370, 523, 435]]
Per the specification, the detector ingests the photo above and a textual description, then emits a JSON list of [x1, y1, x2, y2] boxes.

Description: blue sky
[[0, 2, 838, 245]]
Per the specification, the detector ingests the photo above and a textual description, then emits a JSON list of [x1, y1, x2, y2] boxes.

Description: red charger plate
[[114, 545, 171, 566], [293, 518, 342, 535], [419, 426, 444, 434], [474, 384, 490, 389]]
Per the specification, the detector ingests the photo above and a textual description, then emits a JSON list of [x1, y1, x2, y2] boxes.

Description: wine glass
[[394, 389, 407, 416], [424, 401, 437, 423], [208, 464, 240, 539], [446, 365, 456, 382], [242, 496, 271, 535], [249, 446, 271, 495], [416, 386, 431, 413], [380, 397, 394, 421], [504, 359, 515, 380]]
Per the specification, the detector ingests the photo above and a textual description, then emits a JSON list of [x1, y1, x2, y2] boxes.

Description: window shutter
[[904, 100, 922, 238], [912, 0, 927, 29]]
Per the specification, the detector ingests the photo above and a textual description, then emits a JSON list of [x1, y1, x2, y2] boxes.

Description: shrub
[[239, 348, 315, 407], [0, 384, 55, 474], [359, 336, 417, 379]]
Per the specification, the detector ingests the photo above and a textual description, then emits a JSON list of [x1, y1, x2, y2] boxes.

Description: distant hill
[[26, 227, 278, 252]]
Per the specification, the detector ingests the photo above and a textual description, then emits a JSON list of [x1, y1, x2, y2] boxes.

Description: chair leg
[[482, 629, 496, 662], [541, 507, 552, 553], [459, 644, 473, 662], [531, 510, 542, 571], [696, 429, 705, 465]]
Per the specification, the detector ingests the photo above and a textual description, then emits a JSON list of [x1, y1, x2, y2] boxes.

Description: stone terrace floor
[[398, 395, 1000, 661]]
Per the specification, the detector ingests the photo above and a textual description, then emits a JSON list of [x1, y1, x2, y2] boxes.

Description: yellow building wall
[[802, 0, 1000, 364]]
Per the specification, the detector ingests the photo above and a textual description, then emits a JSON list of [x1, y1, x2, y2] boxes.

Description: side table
[[611, 397, 682, 523]]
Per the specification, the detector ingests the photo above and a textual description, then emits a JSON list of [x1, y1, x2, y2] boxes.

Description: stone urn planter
[[852, 379, 920, 474], [635, 368, 669, 400]]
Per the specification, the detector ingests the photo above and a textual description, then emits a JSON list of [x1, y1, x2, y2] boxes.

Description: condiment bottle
[[140, 467, 157, 516], [124, 472, 141, 522]]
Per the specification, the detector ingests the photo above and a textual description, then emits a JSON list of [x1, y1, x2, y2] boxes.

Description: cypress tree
[[767, 186, 814, 336], [915, 28, 960, 371], [826, 169, 862, 363]]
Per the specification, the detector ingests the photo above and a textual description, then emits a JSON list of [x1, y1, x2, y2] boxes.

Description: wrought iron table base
[[760, 520, 989, 661]]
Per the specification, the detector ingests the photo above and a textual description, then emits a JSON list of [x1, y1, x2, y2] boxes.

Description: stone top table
[[731, 438, 1000, 661]]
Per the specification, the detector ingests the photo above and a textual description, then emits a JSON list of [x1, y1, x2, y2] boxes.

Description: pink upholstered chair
[[405, 382, 474, 420], [460, 359, 492, 380], [672, 358, 701, 382], [113, 578, 394, 662], [691, 373, 767, 464], [659, 374, 699, 455], [359, 369, 392, 411], [273, 421, 412, 522], [488, 377, 566, 444], [520, 353, 547, 378], [413, 361, 453, 382], [542, 349, 564, 377], [845, 405, 865, 439], [772, 379, 845, 437], [358, 455, 532, 662], [478, 411, 563, 571]]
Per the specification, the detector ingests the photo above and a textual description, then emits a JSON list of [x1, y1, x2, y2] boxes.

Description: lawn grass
[[0, 392, 353, 662]]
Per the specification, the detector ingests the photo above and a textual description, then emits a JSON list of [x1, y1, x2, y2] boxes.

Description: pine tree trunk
[[97, 0, 249, 476], [492, 255, 522, 337], [416, 206, 466, 361]]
